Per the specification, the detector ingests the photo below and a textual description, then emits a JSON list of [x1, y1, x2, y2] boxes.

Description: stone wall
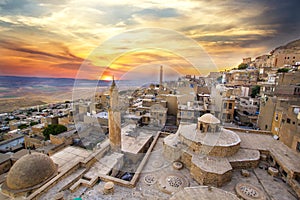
[[0, 159, 11, 175], [206, 143, 240, 157], [229, 159, 259, 169], [163, 142, 181, 162], [180, 150, 192, 169], [224, 127, 272, 135], [190, 162, 232, 187]]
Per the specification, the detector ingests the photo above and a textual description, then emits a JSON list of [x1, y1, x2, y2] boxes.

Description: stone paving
[[76, 134, 298, 200], [22, 132, 299, 200]]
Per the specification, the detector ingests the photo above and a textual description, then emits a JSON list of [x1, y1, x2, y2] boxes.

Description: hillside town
[[0, 39, 299, 200]]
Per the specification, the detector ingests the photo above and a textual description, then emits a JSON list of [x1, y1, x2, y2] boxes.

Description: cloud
[[0, 0, 47, 16], [0, 0, 299, 78], [0, 39, 83, 62], [136, 8, 181, 18]]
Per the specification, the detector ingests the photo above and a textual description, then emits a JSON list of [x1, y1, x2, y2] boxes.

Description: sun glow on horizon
[[100, 75, 114, 81]]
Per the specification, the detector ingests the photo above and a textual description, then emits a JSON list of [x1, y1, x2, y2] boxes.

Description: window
[[292, 121, 295, 125], [282, 169, 288, 177], [297, 142, 300, 152], [222, 113, 226, 119], [200, 123, 203, 131], [229, 103, 232, 109], [287, 118, 291, 124], [227, 114, 231, 120], [223, 103, 227, 109], [275, 114, 278, 121], [265, 125, 268, 130]]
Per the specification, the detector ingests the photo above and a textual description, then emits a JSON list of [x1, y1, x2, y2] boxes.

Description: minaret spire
[[159, 65, 163, 90], [112, 75, 116, 87], [108, 75, 121, 151]]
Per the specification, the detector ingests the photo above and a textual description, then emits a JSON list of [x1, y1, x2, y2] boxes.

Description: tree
[[30, 121, 38, 126], [42, 124, 67, 140], [238, 63, 248, 70], [251, 85, 261, 98], [277, 68, 289, 73], [18, 124, 29, 129]]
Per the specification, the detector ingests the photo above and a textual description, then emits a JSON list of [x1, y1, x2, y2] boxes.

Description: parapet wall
[[224, 127, 272, 135]]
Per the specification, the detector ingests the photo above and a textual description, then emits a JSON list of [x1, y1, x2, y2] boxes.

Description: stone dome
[[198, 113, 220, 124], [5, 152, 57, 190]]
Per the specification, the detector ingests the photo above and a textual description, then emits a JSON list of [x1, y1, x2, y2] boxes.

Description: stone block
[[241, 169, 250, 177], [260, 154, 267, 161], [103, 182, 114, 195], [268, 167, 279, 177]]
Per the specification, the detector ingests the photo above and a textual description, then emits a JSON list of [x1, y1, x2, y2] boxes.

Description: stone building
[[252, 39, 300, 68], [220, 98, 235, 123], [254, 54, 274, 68], [210, 85, 238, 123], [242, 57, 251, 64], [163, 113, 260, 187], [272, 104, 300, 151], [41, 116, 58, 126], [236, 97, 259, 126], [274, 71, 300, 96], [177, 99, 212, 125], [224, 69, 259, 86], [258, 96, 277, 131], [258, 70, 300, 150]]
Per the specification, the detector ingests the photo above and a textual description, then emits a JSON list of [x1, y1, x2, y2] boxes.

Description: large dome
[[198, 113, 220, 124], [5, 152, 57, 190]]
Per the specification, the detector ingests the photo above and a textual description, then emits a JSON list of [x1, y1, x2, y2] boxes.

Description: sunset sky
[[0, 0, 299, 80]]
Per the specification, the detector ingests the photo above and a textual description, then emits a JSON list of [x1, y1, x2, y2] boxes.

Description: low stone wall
[[224, 127, 272, 135], [180, 150, 193, 169], [229, 159, 259, 169], [206, 143, 240, 157], [97, 131, 161, 188], [190, 162, 232, 187], [289, 179, 300, 199]]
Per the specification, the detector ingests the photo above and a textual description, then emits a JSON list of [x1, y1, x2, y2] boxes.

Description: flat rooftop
[[235, 131, 300, 173], [50, 146, 92, 172], [121, 124, 154, 155]]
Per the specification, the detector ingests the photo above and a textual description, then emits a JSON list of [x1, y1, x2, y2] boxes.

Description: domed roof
[[5, 152, 57, 190], [198, 113, 220, 124]]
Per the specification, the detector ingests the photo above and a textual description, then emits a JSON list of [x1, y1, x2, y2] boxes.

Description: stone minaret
[[108, 77, 121, 151], [159, 65, 163, 90]]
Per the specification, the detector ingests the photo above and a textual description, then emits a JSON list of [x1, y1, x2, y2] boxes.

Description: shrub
[[42, 124, 67, 140]]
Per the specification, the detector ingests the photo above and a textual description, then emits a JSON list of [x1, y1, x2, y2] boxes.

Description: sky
[[0, 0, 299, 80]]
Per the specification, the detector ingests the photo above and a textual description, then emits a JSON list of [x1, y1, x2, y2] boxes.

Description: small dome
[[198, 113, 220, 124], [5, 153, 57, 190]]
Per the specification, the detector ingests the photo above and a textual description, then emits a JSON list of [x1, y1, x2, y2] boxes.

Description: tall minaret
[[159, 65, 163, 90], [108, 77, 121, 151]]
